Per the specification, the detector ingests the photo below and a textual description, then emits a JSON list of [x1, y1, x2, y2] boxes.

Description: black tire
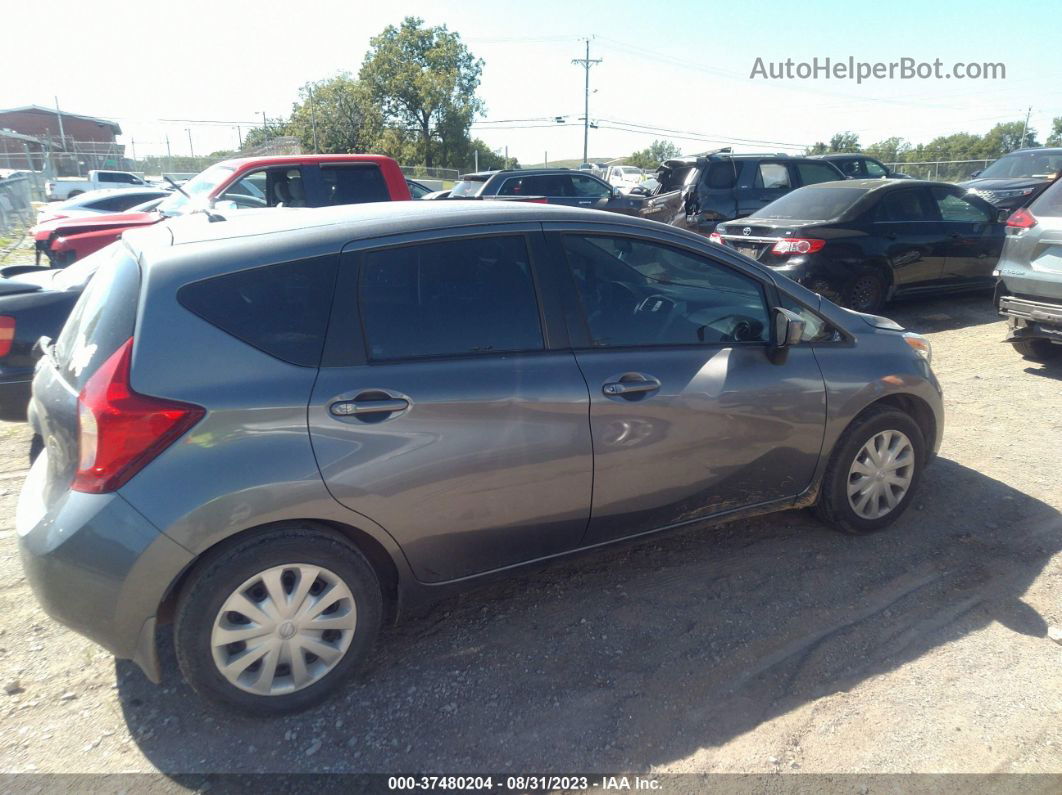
[[1012, 338, 1062, 362], [814, 406, 926, 535], [29, 434, 43, 465], [841, 269, 887, 313], [174, 524, 383, 716]]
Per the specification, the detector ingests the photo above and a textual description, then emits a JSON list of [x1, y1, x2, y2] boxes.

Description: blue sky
[[6, 0, 1060, 164]]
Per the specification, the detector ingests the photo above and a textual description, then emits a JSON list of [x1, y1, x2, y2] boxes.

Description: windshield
[[979, 151, 1062, 180], [155, 164, 236, 215], [750, 186, 867, 220], [450, 178, 487, 198]]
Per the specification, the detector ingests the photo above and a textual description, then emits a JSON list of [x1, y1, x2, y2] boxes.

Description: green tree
[[288, 73, 381, 154], [864, 137, 910, 164], [241, 117, 290, 150], [359, 16, 484, 167], [1047, 117, 1062, 147], [828, 131, 860, 152], [627, 139, 681, 169]]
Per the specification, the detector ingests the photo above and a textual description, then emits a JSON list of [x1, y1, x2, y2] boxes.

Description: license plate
[[735, 245, 759, 259]]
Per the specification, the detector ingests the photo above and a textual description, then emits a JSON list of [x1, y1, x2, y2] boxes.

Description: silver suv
[[995, 177, 1062, 361], [17, 202, 943, 714]]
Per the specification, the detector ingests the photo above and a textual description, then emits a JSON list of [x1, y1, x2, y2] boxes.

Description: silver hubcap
[[847, 430, 915, 520], [211, 564, 357, 696]]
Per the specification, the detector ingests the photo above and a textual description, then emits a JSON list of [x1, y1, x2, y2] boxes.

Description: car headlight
[[903, 332, 931, 364], [995, 188, 1036, 199]]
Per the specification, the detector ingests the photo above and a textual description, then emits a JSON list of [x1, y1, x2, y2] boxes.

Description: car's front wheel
[[174, 525, 382, 715], [814, 406, 925, 534]]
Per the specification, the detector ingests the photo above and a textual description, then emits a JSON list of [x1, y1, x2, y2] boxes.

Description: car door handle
[[602, 376, 661, 396], [331, 397, 409, 416]]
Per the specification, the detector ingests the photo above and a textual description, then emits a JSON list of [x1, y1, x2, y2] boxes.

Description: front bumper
[[16, 454, 194, 681]]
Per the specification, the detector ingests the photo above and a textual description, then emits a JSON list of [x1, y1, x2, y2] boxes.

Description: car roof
[[129, 201, 693, 263], [801, 178, 949, 191], [811, 153, 869, 160], [214, 154, 398, 169]]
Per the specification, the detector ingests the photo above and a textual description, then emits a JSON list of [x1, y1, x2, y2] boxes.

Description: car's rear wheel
[[174, 525, 382, 716], [814, 406, 925, 534], [841, 269, 887, 313], [1012, 338, 1062, 362]]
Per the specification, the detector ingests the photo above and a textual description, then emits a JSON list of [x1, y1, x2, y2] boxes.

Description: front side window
[[835, 159, 865, 178], [359, 236, 543, 361], [156, 164, 235, 215], [562, 235, 770, 348], [865, 159, 889, 178], [704, 162, 739, 189], [932, 188, 991, 223], [499, 174, 573, 197], [571, 174, 612, 198], [755, 163, 791, 190], [217, 169, 272, 208]]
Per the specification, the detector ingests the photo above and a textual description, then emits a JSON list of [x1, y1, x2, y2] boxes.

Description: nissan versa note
[[17, 202, 942, 715]]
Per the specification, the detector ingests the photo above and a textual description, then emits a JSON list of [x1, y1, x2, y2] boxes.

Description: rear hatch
[[30, 243, 140, 508]]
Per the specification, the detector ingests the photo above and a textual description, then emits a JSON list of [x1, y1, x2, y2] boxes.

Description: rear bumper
[[16, 454, 194, 682], [997, 294, 1062, 343]]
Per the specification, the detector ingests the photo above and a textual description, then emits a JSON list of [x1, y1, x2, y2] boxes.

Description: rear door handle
[[602, 376, 661, 396], [331, 397, 409, 416]]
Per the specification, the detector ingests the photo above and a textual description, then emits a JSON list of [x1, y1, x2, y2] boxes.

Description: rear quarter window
[[177, 256, 339, 366], [54, 244, 140, 390]]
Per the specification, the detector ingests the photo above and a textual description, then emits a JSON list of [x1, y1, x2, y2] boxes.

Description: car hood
[[959, 177, 1047, 190]]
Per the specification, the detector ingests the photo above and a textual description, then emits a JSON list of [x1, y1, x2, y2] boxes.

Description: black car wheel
[[1012, 338, 1062, 362], [842, 270, 887, 313]]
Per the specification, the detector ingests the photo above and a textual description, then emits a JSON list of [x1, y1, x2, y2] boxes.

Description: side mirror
[[969, 170, 982, 178], [213, 199, 239, 212], [629, 186, 650, 197], [769, 307, 805, 364]]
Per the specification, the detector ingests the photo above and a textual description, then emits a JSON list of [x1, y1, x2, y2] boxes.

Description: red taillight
[[771, 238, 826, 256], [73, 338, 204, 494], [0, 316, 14, 358], [1006, 208, 1037, 229], [709, 232, 723, 245]]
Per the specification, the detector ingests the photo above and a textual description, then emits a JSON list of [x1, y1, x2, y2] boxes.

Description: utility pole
[[235, 126, 243, 149], [571, 39, 602, 165], [1020, 106, 1032, 150], [474, 149, 478, 172], [262, 111, 269, 141], [545, 151, 548, 167], [308, 87, 320, 153], [186, 128, 194, 158], [53, 96, 67, 152], [131, 138, 136, 163]]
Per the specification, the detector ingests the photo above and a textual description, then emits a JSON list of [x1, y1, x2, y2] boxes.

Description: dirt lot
[[0, 286, 1059, 781]]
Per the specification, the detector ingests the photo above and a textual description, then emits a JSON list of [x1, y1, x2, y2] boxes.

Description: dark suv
[[640, 151, 845, 235], [446, 168, 643, 214], [961, 147, 1062, 210]]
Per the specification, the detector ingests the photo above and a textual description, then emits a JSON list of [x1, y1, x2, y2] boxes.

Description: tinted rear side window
[[704, 162, 738, 189], [320, 164, 390, 205], [54, 244, 140, 390], [178, 256, 339, 366], [358, 236, 543, 361]]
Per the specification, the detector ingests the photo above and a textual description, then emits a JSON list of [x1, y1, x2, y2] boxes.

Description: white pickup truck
[[45, 170, 149, 201]]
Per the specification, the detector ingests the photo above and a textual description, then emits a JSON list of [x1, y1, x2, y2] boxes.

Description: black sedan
[[0, 248, 107, 420], [711, 179, 1006, 312]]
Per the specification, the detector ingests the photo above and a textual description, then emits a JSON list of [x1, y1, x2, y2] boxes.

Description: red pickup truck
[[32, 154, 411, 266]]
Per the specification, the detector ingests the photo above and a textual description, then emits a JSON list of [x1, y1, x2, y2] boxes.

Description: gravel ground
[[0, 288, 1059, 780]]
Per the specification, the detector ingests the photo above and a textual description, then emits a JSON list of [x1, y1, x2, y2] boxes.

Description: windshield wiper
[[164, 176, 190, 198]]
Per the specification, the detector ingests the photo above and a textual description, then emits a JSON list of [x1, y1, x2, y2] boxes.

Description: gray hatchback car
[[18, 202, 942, 715]]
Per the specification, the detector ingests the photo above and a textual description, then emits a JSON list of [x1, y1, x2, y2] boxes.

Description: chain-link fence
[[0, 176, 34, 234], [884, 159, 992, 182]]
